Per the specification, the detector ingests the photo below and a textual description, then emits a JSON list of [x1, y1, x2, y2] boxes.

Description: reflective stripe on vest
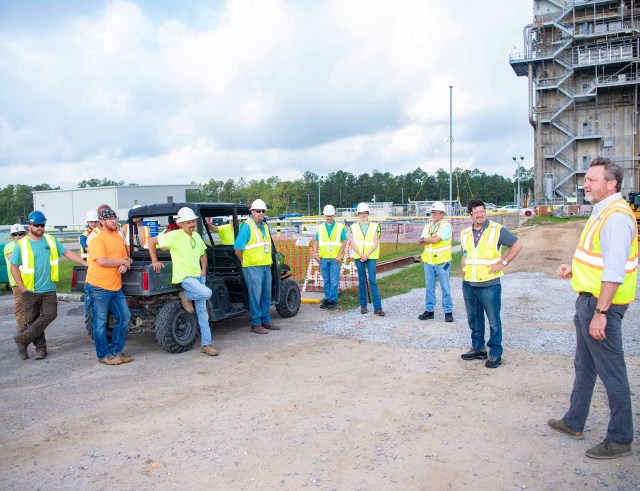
[[18, 234, 60, 290], [123, 224, 151, 247], [421, 219, 452, 265], [318, 222, 344, 259], [4, 241, 17, 287], [571, 199, 638, 304], [349, 222, 380, 260], [242, 219, 273, 267], [460, 221, 503, 282]]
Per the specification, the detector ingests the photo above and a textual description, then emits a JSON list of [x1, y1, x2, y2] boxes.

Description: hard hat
[[27, 210, 46, 225], [174, 207, 198, 223], [10, 223, 26, 234], [85, 210, 99, 222], [250, 199, 267, 211], [356, 202, 370, 213], [323, 204, 336, 216], [430, 201, 446, 213]]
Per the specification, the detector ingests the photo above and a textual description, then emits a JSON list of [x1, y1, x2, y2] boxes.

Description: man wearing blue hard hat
[[10, 210, 87, 361]]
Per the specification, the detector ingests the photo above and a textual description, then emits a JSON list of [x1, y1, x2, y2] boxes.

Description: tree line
[[0, 167, 533, 224]]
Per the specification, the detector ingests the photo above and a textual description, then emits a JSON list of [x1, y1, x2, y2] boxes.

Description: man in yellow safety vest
[[312, 204, 347, 310], [549, 157, 637, 460]]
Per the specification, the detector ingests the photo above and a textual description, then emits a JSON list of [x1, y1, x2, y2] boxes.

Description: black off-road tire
[[154, 300, 198, 353], [275, 278, 301, 318], [85, 308, 115, 343]]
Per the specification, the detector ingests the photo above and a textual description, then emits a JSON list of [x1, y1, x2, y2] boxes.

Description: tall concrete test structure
[[510, 0, 640, 204]]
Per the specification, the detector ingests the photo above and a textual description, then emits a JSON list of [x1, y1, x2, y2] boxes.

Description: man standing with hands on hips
[[312, 204, 347, 311], [549, 157, 637, 460], [418, 201, 453, 322]]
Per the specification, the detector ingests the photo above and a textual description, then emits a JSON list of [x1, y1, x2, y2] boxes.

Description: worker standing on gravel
[[149, 207, 218, 356], [550, 157, 637, 460], [459, 199, 523, 369], [234, 199, 280, 334], [11, 211, 87, 361], [85, 207, 133, 366], [4, 224, 27, 330], [312, 204, 347, 310], [349, 202, 385, 317], [418, 201, 453, 322]]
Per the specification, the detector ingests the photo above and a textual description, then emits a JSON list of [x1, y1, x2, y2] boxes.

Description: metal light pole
[[307, 193, 310, 216], [513, 156, 524, 208], [318, 180, 321, 215], [449, 85, 453, 210]]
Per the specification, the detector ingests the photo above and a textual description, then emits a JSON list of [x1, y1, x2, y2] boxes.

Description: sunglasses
[[190, 237, 197, 249], [253, 210, 266, 214], [31, 224, 46, 228], [11, 232, 25, 237]]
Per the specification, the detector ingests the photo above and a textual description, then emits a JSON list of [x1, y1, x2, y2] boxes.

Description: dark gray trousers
[[563, 294, 633, 444], [18, 290, 58, 351]]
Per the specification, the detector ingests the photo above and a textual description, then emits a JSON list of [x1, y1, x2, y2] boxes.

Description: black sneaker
[[485, 356, 502, 368], [461, 348, 488, 360], [418, 311, 434, 320], [326, 301, 337, 311], [444, 313, 454, 322], [320, 299, 328, 309]]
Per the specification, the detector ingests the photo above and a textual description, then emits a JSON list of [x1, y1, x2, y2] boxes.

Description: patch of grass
[[524, 215, 588, 226], [338, 251, 462, 309], [57, 258, 77, 294]]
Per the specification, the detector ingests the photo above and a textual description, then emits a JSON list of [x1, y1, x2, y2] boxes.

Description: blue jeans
[[84, 282, 93, 317], [424, 262, 452, 313], [242, 265, 272, 326], [355, 259, 381, 309], [462, 281, 502, 357], [181, 276, 213, 346], [563, 294, 633, 444], [320, 258, 341, 303], [91, 285, 130, 360]]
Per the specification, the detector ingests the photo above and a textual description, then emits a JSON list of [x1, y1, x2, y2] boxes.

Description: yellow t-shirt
[[157, 229, 207, 284], [86, 229, 128, 291]]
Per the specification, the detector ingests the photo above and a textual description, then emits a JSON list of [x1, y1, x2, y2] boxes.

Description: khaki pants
[[11, 285, 27, 330]]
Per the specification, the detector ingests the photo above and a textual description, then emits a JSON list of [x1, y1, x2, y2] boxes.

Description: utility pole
[[513, 156, 524, 208], [307, 193, 310, 216], [318, 180, 321, 215], [449, 85, 453, 211]]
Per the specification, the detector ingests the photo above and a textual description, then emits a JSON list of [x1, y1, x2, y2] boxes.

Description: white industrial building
[[32, 185, 198, 229]]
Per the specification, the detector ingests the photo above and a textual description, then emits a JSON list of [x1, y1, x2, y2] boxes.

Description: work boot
[[444, 313, 454, 322], [320, 299, 328, 309], [99, 355, 124, 366], [35, 347, 47, 360], [547, 419, 584, 440], [326, 301, 337, 311], [461, 348, 488, 360], [178, 291, 194, 314], [251, 325, 268, 334], [585, 439, 632, 459], [14, 336, 28, 360], [360, 307, 368, 314], [374, 308, 386, 317], [262, 322, 280, 330], [200, 345, 219, 356], [116, 352, 133, 363], [485, 356, 502, 368], [418, 311, 434, 320]]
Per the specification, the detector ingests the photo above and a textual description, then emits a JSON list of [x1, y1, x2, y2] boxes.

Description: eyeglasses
[[31, 224, 46, 228], [11, 232, 25, 237], [190, 237, 196, 249], [253, 210, 266, 214]]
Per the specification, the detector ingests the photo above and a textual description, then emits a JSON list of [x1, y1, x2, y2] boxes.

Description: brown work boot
[[251, 325, 268, 334], [262, 322, 280, 330], [99, 355, 124, 366], [14, 335, 28, 360], [547, 419, 584, 440], [35, 347, 47, 360], [585, 439, 632, 459], [374, 308, 386, 317], [200, 345, 219, 356], [360, 307, 368, 314], [178, 291, 194, 314], [116, 352, 133, 363]]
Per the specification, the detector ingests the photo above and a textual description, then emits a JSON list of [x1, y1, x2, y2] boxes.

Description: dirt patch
[[0, 221, 638, 490]]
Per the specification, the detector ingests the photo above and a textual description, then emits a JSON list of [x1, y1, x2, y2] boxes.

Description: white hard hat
[[430, 201, 446, 213], [356, 202, 370, 213], [10, 223, 26, 234], [174, 207, 198, 223], [250, 199, 267, 211], [85, 210, 99, 222], [323, 204, 336, 216]]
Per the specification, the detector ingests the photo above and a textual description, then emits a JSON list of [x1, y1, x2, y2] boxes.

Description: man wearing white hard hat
[[4, 224, 28, 330], [149, 207, 218, 356], [234, 198, 279, 334], [349, 202, 385, 316], [418, 201, 454, 322], [312, 204, 347, 310], [79, 209, 99, 259]]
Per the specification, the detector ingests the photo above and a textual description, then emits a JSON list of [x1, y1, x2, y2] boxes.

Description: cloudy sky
[[0, 0, 533, 189]]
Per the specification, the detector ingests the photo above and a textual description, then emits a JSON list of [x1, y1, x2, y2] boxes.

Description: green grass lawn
[[524, 215, 588, 226]]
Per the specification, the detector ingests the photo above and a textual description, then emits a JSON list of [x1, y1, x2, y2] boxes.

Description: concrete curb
[[301, 297, 321, 304]]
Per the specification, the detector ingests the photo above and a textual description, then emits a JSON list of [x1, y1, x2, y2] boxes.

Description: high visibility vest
[[18, 234, 60, 290], [421, 219, 452, 265], [318, 222, 345, 259], [350, 222, 380, 260], [571, 198, 638, 304], [242, 219, 273, 267], [460, 221, 503, 282], [122, 223, 151, 248], [4, 241, 17, 287], [79, 229, 90, 258]]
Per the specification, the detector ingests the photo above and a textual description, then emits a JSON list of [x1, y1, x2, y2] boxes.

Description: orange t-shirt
[[86, 229, 128, 291]]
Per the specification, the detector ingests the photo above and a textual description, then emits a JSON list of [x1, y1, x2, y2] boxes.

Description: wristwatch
[[501, 260, 508, 266], [595, 307, 608, 315]]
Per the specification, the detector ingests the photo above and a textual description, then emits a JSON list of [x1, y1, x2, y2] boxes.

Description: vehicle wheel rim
[[173, 312, 197, 345]]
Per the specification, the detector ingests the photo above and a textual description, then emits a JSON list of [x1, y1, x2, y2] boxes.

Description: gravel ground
[[315, 271, 640, 356]]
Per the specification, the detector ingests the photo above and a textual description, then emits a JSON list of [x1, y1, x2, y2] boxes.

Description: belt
[[579, 292, 593, 297]]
